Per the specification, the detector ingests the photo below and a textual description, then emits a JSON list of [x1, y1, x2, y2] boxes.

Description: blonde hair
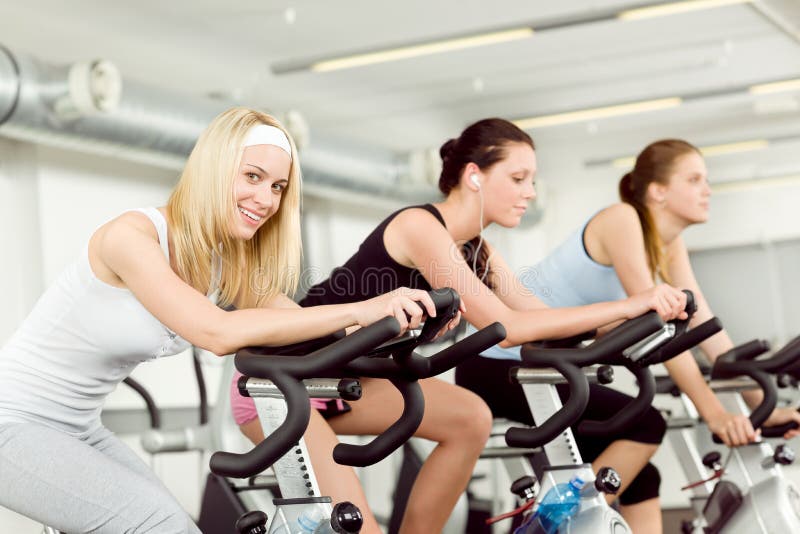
[[167, 107, 302, 309], [618, 139, 700, 284]]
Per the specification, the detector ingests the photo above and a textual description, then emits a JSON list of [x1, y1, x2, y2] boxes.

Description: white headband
[[243, 124, 292, 159]]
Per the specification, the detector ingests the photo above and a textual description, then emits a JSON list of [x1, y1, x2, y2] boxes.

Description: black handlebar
[[580, 291, 719, 435], [415, 288, 461, 344], [211, 371, 313, 478], [383, 322, 506, 379], [578, 363, 656, 436], [506, 311, 665, 448], [210, 317, 402, 478], [635, 317, 723, 367], [210, 288, 500, 476], [710, 335, 800, 441], [425, 322, 506, 377], [333, 378, 425, 466], [505, 359, 591, 448], [232, 318, 399, 380], [572, 290, 723, 437], [534, 329, 598, 349]]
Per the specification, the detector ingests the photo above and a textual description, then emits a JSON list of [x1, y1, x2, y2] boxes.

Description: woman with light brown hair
[[464, 138, 800, 533]]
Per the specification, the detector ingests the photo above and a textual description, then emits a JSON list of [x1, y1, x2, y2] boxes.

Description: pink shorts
[[230, 371, 345, 425]]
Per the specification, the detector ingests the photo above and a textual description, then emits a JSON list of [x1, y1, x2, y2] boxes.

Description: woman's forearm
[[664, 351, 727, 422]]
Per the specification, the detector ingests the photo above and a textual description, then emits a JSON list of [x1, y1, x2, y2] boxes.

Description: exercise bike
[[501, 292, 725, 533], [206, 288, 507, 532], [656, 334, 800, 533]]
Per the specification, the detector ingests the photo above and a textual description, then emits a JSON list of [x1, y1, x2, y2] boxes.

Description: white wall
[[0, 139, 43, 345]]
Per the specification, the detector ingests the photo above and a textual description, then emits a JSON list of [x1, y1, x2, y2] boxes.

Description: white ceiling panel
[[1, 0, 799, 169]]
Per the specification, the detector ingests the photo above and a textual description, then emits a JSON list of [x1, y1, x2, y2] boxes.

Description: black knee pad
[[619, 462, 661, 505]]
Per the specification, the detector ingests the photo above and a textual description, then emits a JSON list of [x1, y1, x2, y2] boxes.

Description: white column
[[0, 138, 42, 344]]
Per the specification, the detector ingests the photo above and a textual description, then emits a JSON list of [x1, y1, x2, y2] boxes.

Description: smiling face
[[657, 151, 711, 225], [231, 144, 292, 240], [478, 142, 538, 228]]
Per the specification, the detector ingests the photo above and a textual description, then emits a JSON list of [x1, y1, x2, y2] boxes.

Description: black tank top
[[299, 204, 446, 307]]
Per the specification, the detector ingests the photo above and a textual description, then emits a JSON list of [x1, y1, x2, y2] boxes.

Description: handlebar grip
[[423, 322, 506, 377], [762, 335, 800, 373], [505, 361, 589, 448], [683, 289, 697, 317], [711, 369, 777, 444], [416, 288, 460, 344], [585, 311, 664, 362], [636, 317, 723, 367], [428, 287, 459, 313], [578, 365, 655, 436], [533, 329, 597, 349], [748, 370, 778, 430], [717, 339, 771, 364], [333, 379, 425, 466], [210, 372, 309, 478], [236, 317, 401, 378], [249, 331, 346, 356], [761, 419, 799, 438]]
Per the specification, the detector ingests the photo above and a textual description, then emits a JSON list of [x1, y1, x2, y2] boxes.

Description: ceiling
[[2, 0, 800, 181]]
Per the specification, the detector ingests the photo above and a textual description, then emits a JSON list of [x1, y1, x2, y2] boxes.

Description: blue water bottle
[[515, 475, 585, 534]]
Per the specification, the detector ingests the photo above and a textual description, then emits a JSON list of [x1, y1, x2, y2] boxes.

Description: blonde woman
[[0, 107, 439, 533]]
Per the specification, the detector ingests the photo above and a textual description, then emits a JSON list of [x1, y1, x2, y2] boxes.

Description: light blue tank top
[[479, 215, 627, 361]]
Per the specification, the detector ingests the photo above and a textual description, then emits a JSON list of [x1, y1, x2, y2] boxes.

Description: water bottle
[[271, 504, 333, 534], [296, 506, 333, 533], [514, 475, 586, 534]]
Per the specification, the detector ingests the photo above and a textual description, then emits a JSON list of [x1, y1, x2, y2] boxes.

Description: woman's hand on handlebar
[[625, 284, 688, 322], [707, 411, 758, 447], [764, 406, 800, 440], [356, 288, 437, 333]]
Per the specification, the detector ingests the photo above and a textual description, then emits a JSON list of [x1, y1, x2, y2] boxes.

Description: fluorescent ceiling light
[[310, 28, 533, 72], [712, 173, 800, 194], [612, 139, 769, 168], [618, 0, 753, 20], [749, 78, 800, 95], [700, 139, 769, 157], [515, 97, 682, 130]]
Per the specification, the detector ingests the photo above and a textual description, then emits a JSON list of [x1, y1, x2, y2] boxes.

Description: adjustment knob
[[595, 467, 621, 495], [777, 373, 797, 389], [338, 378, 362, 401], [510, 475, 538, 501], [596, 365, 614, 385], [235, 511, 268, 534], [331, 501, 363, 533], [774, 444, 796, 466], [702, 451, 722, 471]]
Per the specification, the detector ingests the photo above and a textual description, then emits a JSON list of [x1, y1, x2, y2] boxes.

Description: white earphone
[[470, 173, 481, 189], [469, 171, 489, 282]]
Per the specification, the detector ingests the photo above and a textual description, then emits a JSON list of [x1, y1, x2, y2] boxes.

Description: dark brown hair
[[439, 118, 534, 283], [619, 139, 700, 283]]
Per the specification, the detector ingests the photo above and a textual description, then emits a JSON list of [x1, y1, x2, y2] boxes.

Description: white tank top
[[0, 208, 219, 435]]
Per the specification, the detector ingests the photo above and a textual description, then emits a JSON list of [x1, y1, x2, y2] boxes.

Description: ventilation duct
[[0, 45, 543, 223]]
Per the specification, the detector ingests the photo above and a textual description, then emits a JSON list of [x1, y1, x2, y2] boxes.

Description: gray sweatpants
[[0, 421, 201, 533]]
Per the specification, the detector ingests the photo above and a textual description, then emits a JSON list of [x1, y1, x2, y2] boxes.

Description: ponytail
[[619, 139, 700, 282]]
